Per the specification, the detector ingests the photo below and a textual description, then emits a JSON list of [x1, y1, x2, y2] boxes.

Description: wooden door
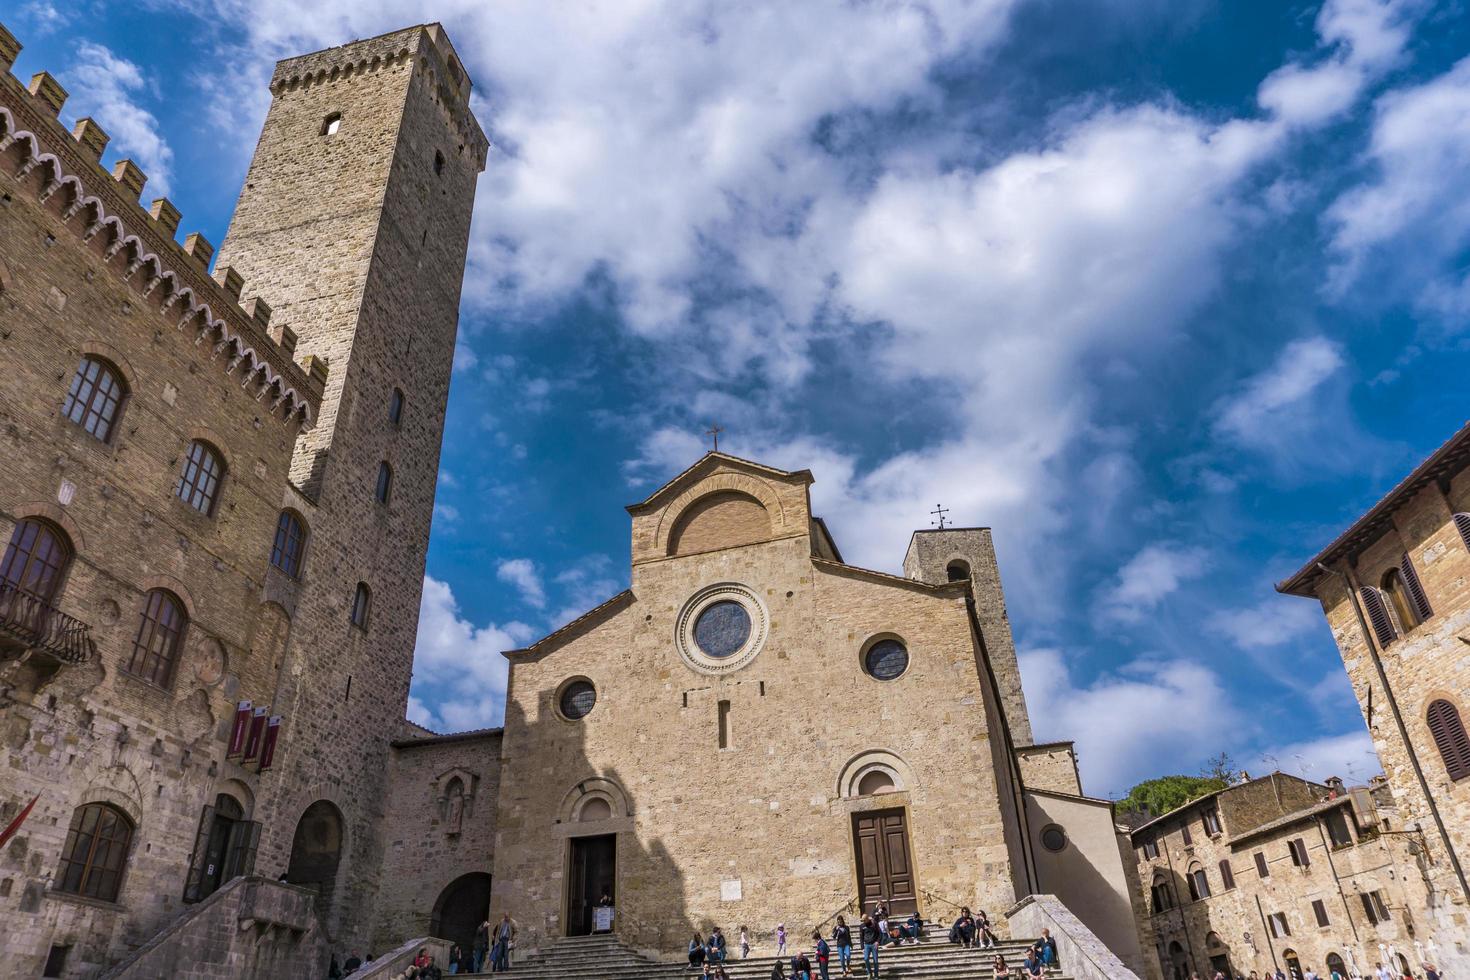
[[852, 808, 917, 915], [567, 834, 615, 936]]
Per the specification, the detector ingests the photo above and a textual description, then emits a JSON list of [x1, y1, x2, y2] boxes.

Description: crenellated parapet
[[267, 23, 489, 170], [0, 20, 323, 428]]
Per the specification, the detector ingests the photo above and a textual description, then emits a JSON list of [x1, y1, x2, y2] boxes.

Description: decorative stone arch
[[181, 426, 233, 476], [436, 767, 480, 834], [837, 750, 917, 801], [81, 765, 146, 826], [286, 797, 348, 920], [557, 776, 631, 824], [6, 501, 87, 554], [653, 472, 787, 555], [67, 339, 139, 400], [136, 574, 199, 620], [216, 777, 256, 819]]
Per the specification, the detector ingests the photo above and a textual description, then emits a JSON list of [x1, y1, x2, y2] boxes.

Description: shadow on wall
[[494, 695, 699, 959]]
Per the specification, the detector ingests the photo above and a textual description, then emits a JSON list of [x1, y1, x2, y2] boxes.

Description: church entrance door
[[852, 808, 917, 915], [567, 834, 615, 937]]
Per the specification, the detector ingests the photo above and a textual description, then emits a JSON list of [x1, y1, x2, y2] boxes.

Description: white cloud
[[65, 42, 174, 196], [1211, 337, 1345, 448], [1247, 728, 1382, 786], [433, 503, 460, 523], [452, 343, 479, 372], [1019, 648, 1241, 796], [1327, 55, 1470, 315], [496, 558, 546, 609], [1206, 597, 1325, 650], [410, 576, 534, 732], [1096, 543, 1211, 624]]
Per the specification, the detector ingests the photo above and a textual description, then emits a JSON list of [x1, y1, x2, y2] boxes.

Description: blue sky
[[13, 0, 1469, 797]]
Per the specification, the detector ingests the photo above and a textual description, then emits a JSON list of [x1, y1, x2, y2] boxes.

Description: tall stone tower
[[213, 24, 487, 943]]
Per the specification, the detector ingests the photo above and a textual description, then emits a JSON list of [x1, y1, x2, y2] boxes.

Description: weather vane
[[705, 424, 724, 452], [930, 504, 950, 529]]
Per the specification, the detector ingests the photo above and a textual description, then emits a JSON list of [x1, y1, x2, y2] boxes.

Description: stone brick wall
[[371, 730, 500, 952], [0, 47, 323, 977], [211, 23, 486, 951], [490, 457, 1051, 956], [1285, 429, 1470, 969], [1016, 743, 1082, 796]]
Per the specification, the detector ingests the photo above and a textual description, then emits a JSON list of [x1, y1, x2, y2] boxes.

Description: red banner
[[227, 700, 252, 757], [259, 716, 282, 771], [242, 708, 267, 761], [0, 794, 39, 850]]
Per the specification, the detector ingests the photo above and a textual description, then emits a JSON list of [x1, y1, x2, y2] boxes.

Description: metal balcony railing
[[0, 580, 95, 665]]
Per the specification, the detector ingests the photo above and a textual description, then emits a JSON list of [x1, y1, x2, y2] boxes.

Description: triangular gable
[[626, 452, 812, 515]]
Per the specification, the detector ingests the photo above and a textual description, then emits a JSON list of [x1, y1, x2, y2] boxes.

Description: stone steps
[[458, 933, 1067, 980]]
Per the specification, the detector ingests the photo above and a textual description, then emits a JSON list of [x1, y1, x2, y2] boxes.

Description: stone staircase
[[458, 931, 1071, 980]]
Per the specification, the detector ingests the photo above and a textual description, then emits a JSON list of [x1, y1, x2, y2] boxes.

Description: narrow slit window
[[717, 699, 730, 749], [321, 113, 341, 136]]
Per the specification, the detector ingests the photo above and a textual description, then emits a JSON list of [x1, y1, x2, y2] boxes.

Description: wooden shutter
[[1219, 860, 1234, 889], [1359, 587, 1397, 647], [225, 820, 262, 880], [182, 804, 215, 903], [1427, 699, 1470, 781], [1254, 852, 1268, 877], [1454, 513, 1470, 551], [1312, 899, 1329, 927], [1399, 554, 1432, 621]]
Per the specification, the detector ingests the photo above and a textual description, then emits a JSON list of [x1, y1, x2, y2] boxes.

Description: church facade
[[376, 454, 1151, 976]]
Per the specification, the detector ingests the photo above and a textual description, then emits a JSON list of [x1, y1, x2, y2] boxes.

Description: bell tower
[[213, 24, 487, 943]]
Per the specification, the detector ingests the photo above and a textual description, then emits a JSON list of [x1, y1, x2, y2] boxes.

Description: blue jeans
[[862, 943, 878, 976], [474, 950, 486, 972], [819, 960, 830, 980], [838, 946, 852, 973]]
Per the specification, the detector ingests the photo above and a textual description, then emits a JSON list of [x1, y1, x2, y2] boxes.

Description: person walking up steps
[[833, 916, 853, 979], [860, 915, 881, 980]]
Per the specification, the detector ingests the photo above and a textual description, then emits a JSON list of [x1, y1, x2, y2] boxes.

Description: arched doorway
[[432, 872, 492, 952], [1283, 949, 1302, 979], [199, 794, 244, 898], [286, 800, 344, 914], [1326, 953, 1347, 978], [1205, 932, 1231, 977], [1168, 941, 1189, 980]]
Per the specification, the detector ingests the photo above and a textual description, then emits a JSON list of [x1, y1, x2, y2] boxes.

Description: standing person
[[740, 926, 751, 959], [776, 923, 788, 957], [833, 916, 853, 979], [689, 933, 707, 970], [860, 915, 881, 980], [447, 944, 463, 975], [1425, 966, 1440, 980], [490, 913, 516, 972], [473, 920, 491, 974], [814, 931, 831, 980], [792, 951, 813, 980]]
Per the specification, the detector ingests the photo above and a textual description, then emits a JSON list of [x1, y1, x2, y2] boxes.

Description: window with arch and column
[[61, 355, 127, 443], [175, 441, 225, 515], [1150, 872, 1175, 912], [54, 802, 134, 903], [1186, 863, 1211, 901], [125, 589, 188, 686], [1382, 557, 1431, 631], [270, 510, 308, 578], [1427, 698, 1470, 781], [2, 517, 72, 603], [375, 462, 393, 504]]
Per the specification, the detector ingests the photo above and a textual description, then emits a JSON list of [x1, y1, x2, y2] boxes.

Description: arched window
[[350, 582, 371, 629], [175, 441, 225, 515], [1, 518, 72, 602], [856, 769, 897, 797], [375, 462, 393, 504], [388, 388, 405, 426], [321, 112, 341, 136], [1427, 699, 1470, 781], [946, 559, 970, 582], [1382, 557, 1431, 631], [126, 589, 187, 686], [61, 356, 127, 443], [434, 149, 445, 175], [1186, 864, 1211, 901], [55, 803, 134, 902], [1150, 872, 1175, 912], [270, 511, 307, 578], [1455, 513, 1470, 551]]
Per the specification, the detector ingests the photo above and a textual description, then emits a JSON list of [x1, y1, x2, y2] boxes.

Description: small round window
[[864, 639, 909, 680], [694, 600, 752, 659], [1041, 824, 1067, 852], [559, 680, 596, 720]]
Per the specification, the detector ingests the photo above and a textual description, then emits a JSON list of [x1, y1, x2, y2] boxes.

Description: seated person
[[791, 952, 813, 980]]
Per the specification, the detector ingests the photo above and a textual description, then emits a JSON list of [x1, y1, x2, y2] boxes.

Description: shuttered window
[[1142, 839, 1159, 859], [1455, 513, 1470, 551], [1289, 838, 1310, 867], [1312, 899, 1329, 927], [1427, 699, 1470, 781], [1360, 587, 1398, 647], [1268, 912, 1290, 937], [1393, 554, 1432, 624], [1219, 860, 1235, 890], [1255, 851, 1269, 877], [1181, 822, 1193, 846], [1361, 890, 1390, 924]]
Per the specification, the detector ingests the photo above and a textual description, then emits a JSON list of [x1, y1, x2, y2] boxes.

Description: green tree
[[1119, 774, 1228, 820]]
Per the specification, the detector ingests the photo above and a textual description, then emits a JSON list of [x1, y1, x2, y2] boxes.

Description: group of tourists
[[1189, 964, 1441, 980], [686, 899, 1061, 980]]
